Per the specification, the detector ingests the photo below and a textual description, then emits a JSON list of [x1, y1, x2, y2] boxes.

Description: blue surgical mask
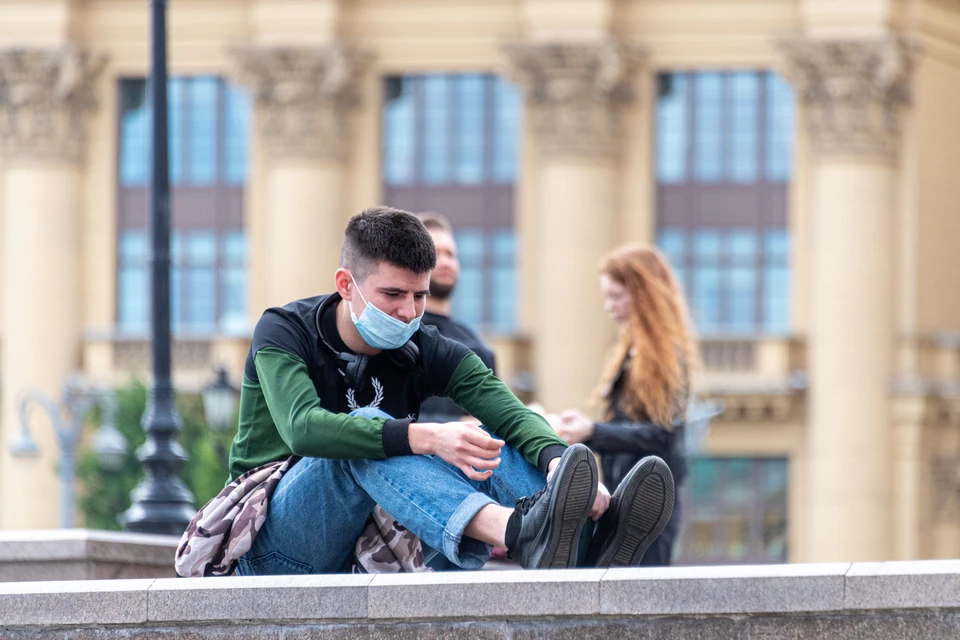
[[348, 274, 422, 350]]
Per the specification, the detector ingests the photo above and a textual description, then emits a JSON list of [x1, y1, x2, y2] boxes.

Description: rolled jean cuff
[[442, 491, 497, 569]]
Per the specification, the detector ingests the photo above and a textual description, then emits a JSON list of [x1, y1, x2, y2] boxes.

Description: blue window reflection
[[383, 77, 416, 186], [452, 230, 485, 329], [380, 74, 521, 334], [694, 72, 723, 183], [119, 77, 249, 187], [119, 82, 149, 186], [657, 70, 794, 185], [382, 74, 522, 186], [654, 69, 795, 335], [766, 73, 795, 182], [693, 266, 721, 334], [490, 231, 517, 333], [224, 84, 251, 185], [764, 229, 790, 334], [729, 266, 757, 332], [694, 229, 722, 264], [220, 231, 248, 335], [656, 75, 688, 184], [168, 78, 185, 185], [118, 76, 249, 337], [730, 72, 759, 183], [188, 78, 218, 185], [117, 230, 149, 333], [118, 228, 247, 336], [458, 75, 485, 185], [423, 76, 450, 185], [494, 79, 521, 183], [656, 227, 789, 335]]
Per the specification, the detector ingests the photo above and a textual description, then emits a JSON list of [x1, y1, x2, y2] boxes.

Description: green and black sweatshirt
[[227, 293, 567, 482]]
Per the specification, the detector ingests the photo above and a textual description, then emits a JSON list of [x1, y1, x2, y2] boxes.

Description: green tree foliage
[[76, 380, 236, 531]]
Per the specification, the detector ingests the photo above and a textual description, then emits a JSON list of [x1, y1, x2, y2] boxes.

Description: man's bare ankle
[[464, 504, 512, 548]]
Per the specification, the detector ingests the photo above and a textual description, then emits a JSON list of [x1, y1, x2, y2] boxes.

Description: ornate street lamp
[[122, 0, 196, 535], [10, 379, 127, 528], [202, 366, 239, 433], [202, 366, 239, 470]]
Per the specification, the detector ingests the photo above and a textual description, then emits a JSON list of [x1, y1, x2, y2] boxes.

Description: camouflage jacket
[[175, 456, 431, 577]]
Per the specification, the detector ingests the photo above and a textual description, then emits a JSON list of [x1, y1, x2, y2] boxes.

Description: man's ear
[[334, 268, 352, 300]]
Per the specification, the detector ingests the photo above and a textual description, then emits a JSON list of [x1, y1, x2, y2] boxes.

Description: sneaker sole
[[540, 444, 598, 569], [595, 457, 674, 567]]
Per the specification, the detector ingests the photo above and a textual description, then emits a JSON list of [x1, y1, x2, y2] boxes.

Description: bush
[[76, 380, 237, 531]]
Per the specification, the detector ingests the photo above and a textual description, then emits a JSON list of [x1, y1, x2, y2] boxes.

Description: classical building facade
[[0, 0, 958, 565]]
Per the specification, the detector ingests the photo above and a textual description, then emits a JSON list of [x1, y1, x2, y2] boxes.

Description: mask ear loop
[[347, 273, 369, 321], [317, 294, 370, 392]]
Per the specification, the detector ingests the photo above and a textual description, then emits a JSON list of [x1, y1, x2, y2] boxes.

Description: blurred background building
[[0, 0, 958, 566]]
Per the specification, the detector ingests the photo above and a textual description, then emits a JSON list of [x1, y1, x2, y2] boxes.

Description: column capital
[[504, 39, 644, 159], [778, 35, 918, 160], [232, 44, 373, 163], [0, 47, 106, 166]]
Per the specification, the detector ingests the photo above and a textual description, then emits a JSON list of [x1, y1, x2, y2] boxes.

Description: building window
[[655, 71, 795, 335], [382, 74, 522, 334], [674, 457, 789, 565], [117, 77, 251, 336]]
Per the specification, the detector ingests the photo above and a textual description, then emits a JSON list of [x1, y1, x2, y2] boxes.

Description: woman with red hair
[[555, 244, 698, 566]]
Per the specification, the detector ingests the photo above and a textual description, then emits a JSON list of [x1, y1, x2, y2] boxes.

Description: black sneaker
[[585, 455, 674, 567], [507, 444, 598, 569]]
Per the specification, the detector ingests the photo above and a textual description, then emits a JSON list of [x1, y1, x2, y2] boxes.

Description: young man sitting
[[230, 206, 674, 574]]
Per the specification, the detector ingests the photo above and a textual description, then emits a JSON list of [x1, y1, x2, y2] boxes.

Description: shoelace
[[514, 485, 548, 516]]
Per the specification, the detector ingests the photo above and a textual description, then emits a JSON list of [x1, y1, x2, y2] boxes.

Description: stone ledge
[[368, 569, 606, 619], [0, 561, 957, 632], [601, 562, 850, 615], [0, 529, 179, 582], [0, 578, 153, 627], [845, 559, 960, 610], [148, 574, 373, 623]]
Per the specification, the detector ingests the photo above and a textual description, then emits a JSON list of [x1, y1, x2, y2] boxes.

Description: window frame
[[655, 70, 794, 336], [381, 73, 522, 336], [673, 456, 789, 565], [115, 76, 250, 337]]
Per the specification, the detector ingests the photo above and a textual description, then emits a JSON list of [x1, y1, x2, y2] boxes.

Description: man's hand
[[590, 482, 611, 520], [546, 456, 610, 520], [409, 421, 503, 481], [458, 414, 482, 427], [555, 409, 595, 444]]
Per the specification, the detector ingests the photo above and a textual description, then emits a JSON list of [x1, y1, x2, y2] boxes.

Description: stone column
[[233, 45, 371, 310], [506, 41, 643, 413], [0, 47, 105, 529], [781, 36, 915, 561], [890, 393, 924, 560]]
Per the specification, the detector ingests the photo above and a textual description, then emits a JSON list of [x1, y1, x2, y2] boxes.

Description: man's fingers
[[462, 429, 503, 455], [591, 485, 611, 521], [454, 440, 502, 462], [464, 456, 500, 471], [460, 465, 493, 481]]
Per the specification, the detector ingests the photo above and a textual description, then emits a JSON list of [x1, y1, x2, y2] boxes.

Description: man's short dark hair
[[340, 206, 437, 281], [416, 211, 453, 234]]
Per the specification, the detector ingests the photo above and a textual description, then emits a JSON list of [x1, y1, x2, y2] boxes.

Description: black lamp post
[[122, 0, 196, 535]]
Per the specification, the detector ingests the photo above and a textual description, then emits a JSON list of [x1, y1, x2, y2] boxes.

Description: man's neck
[[335, 299, 380, 355], [425, 297, 451, 316]]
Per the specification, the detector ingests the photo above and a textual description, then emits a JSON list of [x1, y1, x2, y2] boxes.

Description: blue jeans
[[236, 427, 546, 575]]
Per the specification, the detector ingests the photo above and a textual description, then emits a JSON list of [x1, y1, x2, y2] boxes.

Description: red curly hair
[[596, 244, 698, 429]]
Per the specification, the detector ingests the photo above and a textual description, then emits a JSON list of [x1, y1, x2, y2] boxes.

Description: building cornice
[[503, 40, 644, 159], [0, 47, 106, 166], [231, 44, 373, 163], [778, 35, 917, 160]]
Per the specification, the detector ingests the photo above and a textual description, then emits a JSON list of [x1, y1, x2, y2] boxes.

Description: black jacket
[[587, 366, 688, 491]]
